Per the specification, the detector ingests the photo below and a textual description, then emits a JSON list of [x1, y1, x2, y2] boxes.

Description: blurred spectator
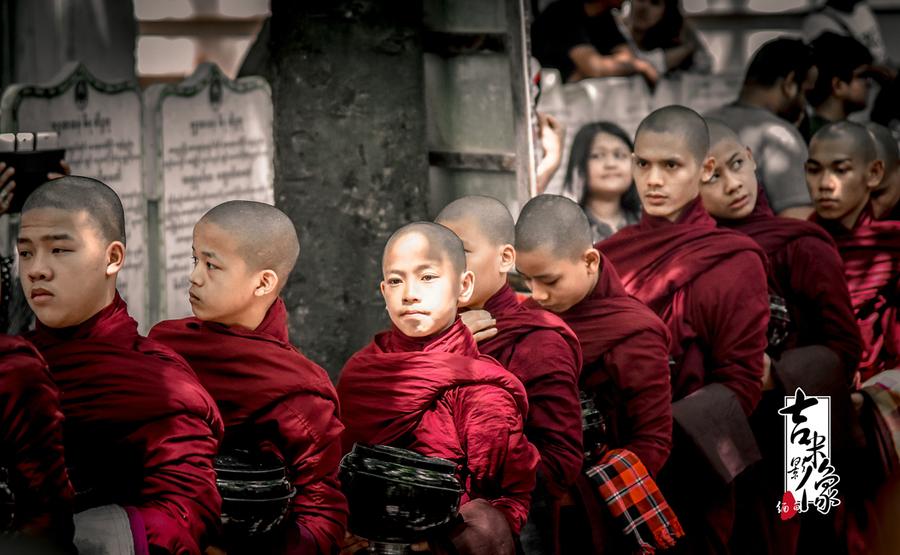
[[706, 38, 816, 219], [871, 75, 900, 136], [531, 0, 659, 86], [803, 32, 873, 141], [560, 122, 641, 242], [802, 0, 887, 65], [616, 0, 713, 75]]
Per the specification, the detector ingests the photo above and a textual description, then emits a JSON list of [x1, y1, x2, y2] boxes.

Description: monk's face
[[700, 139, 759, 220], [806, 136, 883, 227], [189, 221, 262, 326], [633, 130, 714, 222], [439, 218, 514, 309], [515, 247, 600, 313], [17, 208, 123, 328], [871, 166, 900, 219], [381, 232, 474, 337]]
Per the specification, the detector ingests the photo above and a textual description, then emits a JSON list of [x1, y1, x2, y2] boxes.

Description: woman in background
[[618, 0, 713, 75], [561, 121, 641, 242]]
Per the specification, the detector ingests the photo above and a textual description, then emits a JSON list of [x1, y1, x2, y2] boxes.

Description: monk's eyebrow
[[201, 250, 218, 260], [830, 158, 853, 165], [728, 152, 741, 164], [17, 233, 74, 244]]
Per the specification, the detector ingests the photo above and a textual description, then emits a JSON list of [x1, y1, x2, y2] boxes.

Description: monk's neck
[[72, 287, 118, 328], [737, 88, 784, 118], [218, 299, 275, 331], [839, 199, 870, 230]]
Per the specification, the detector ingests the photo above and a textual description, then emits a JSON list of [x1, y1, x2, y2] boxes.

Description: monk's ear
[[105, 241, 125, 277], [254, 269, 279, 297], [499, 243, 516, 273], [745, 147, 757, 172], [583, 248, 601, 274], [700, 155, 716, 183], [867, 159, 886, 191], [457, 270, 475, 305]]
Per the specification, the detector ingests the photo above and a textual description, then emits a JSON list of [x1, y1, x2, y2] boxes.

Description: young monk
[[17, 176, 223, 555], [807, 121, 900, 380], [1, 273, 74, 551], [599, 105, 770, 554], [700, 119, 863, 555], [149, 201, 347, 555], [866, 122, 900, 221], [434, 195, 583, 555], [513, 194, 677, 554], [337, 222, 539, 555]]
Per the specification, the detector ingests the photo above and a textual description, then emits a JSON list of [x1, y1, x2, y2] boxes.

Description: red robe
[[476, 283, 583, 496], [719, 189, 862, 374], [27, 293, 224, 555], [149, 298, 347, 555], [599, 197, 770, 415], [811, 205, 900, 380], [535, 256, 673, 476], [0, 334, 74, 545], [336, 318, 539, 534]]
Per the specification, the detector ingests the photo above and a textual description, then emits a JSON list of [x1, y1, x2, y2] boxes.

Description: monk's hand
[[761, 353, 775, 391], [443, 499, 515, 555], [0, 162, 15, 214], [460, 310, 497, 343], [409, 541, 432, 552], [205, 547, 227, 555], [339, 532, 369, 554], [852, 370, 862, 391], [47, 158, 71, 180]]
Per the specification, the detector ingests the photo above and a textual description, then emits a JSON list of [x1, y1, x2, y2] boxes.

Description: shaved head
[[515, 195, 593, 259], [706, 118, 742, 150], [636, 105, 710, 163], [22, 176, 125, 245], [811, 121, 877, 163], [435, 195, 515, 246], [199, 200, 300, 282], [384, 221, 467, 276], [866, 122, 899, 172]]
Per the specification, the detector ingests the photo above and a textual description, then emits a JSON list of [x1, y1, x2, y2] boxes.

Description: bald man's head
[[636, 105, 710, 163], [866, 122, 900, 172], [22, 176, 126, 245], [706, 118, 742, 150], [811, 121, 877, 163], [435, 195, 514, 247], [515, 195, 593, 260], [199, 200, 300, 282], [383, 221, 467, 276]]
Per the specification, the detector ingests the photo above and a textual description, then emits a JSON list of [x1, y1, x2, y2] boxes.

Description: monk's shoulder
[[148, 316, 204, 340], [0, 336, 53, 393]]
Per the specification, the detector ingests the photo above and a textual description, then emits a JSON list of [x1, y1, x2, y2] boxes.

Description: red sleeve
[[602, 328, 673, 475], [455, 386, 539, 535], [506, 330, 583, 496], [786, 238, 863, 375], [692, 252, 769, 415], [0, 356, 74, 544], [128, 413, 221, 555], [254, 393, 348, 555]]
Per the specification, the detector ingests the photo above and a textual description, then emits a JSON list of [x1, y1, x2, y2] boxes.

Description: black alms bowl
[[340, 444, 464, 544], [215, 450, 295, 538]]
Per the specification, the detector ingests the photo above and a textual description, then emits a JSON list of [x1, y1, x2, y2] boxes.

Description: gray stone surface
[[255, 0, 430, 379]]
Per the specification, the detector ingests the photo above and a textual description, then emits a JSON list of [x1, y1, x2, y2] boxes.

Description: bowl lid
[[350, 444, 458, 474]]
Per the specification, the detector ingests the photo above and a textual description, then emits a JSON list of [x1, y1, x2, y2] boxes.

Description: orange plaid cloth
[[585, 448, 684, 554]]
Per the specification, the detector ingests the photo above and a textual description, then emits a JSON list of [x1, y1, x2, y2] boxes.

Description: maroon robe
[[477, 283, 583, 496], [719, 189, 863, 374], [150, 298, 347, 555], [530, 257, 673, 475], [600, 197, 769, 553], [337, 318, 539, 534], [27, 293, 224, 555], [812, 205, 900, 380], [600, 197, 770, 414], [0, 334, 74, 546]]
